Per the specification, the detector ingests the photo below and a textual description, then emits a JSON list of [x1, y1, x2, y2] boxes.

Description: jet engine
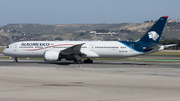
[[43, 51, 61, 61]]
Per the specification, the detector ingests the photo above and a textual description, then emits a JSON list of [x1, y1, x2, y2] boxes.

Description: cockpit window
[[6, 46, 9, 48]]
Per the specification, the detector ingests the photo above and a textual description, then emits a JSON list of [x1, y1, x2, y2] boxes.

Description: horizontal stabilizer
[[144, 44, 177, 52], [163, 44, 177, 48]]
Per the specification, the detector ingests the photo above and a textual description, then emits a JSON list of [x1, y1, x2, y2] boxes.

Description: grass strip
[[148, 52, 180, 56]]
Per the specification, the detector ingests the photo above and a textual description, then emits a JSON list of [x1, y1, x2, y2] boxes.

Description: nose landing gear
[[12, 57, 18, 62]]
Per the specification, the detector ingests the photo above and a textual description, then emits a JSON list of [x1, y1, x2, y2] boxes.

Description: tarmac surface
[[0, 59, 180, 101]]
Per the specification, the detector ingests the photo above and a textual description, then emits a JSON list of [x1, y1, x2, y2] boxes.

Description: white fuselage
[[3, 41, 144, 58]]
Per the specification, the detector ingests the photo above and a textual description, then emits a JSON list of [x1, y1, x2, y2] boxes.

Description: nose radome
[[2, 49, 6, 55], [2, 49, 5, 54]]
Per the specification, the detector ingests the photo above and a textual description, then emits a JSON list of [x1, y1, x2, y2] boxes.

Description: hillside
[[3, 23, 129, 34], [0, 21, 180, 45]]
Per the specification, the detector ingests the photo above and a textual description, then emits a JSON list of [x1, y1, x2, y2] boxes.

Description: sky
[[0, 0, 180, 26]]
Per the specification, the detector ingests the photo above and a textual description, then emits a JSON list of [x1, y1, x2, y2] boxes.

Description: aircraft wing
[[61, 43, 85, 55]]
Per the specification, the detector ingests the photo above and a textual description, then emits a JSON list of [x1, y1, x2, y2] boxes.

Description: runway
[[0, 59, 180, 101]]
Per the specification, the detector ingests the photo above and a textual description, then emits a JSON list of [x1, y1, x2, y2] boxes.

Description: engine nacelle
[[43, 51, 61, 61]]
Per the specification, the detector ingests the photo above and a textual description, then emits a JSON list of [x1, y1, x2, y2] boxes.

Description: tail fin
[[138, 16, 168, 44]]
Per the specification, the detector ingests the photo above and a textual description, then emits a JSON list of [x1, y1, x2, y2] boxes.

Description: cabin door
[[90, 44, 94, 51], [13, 44, 18, 51]]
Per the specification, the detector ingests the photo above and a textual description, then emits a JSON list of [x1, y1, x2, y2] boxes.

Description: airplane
[[2, 16, 176, 64]]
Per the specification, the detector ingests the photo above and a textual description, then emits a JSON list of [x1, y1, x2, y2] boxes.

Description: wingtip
[[162, 16, 169, 18]]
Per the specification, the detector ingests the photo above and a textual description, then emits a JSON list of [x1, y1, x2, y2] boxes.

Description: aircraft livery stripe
[[22, 44, 75, 51], [118, 41, 144, 53]]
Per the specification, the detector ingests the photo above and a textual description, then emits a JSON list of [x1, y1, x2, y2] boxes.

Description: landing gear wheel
[[74, 59, 83, 64], [14, 57, 18, 62], [78, 59, 83, 64], [73, 60, 77, 64], [84, 59, 93, 63]]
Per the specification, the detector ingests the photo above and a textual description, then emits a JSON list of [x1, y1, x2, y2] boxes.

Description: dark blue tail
[[138, 16, 168, 44]]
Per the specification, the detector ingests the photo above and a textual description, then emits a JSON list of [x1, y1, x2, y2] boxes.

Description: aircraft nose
[[2, 49, 7, 55]]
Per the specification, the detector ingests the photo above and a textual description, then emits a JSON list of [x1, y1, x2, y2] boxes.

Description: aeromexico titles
[[2, 16, 176, 64]]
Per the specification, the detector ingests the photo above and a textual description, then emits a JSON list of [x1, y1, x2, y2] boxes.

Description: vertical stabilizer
[[138, 16, 168, 44]]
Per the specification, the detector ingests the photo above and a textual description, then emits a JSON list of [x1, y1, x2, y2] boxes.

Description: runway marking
[[134, 64, 156, 66], [146, 74, 178, 77], [42, 84, 83, 87]]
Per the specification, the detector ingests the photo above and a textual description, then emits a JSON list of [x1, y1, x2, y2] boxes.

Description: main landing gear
[[73, 59, 83, 64], [84, 58, 93, 63], [73, 54, 93, 64], [74, 58, 93, 64], [73, 54, 83, 64]]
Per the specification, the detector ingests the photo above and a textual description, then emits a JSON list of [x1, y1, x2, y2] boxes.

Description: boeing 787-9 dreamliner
[[2, 16, 176, 63]]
